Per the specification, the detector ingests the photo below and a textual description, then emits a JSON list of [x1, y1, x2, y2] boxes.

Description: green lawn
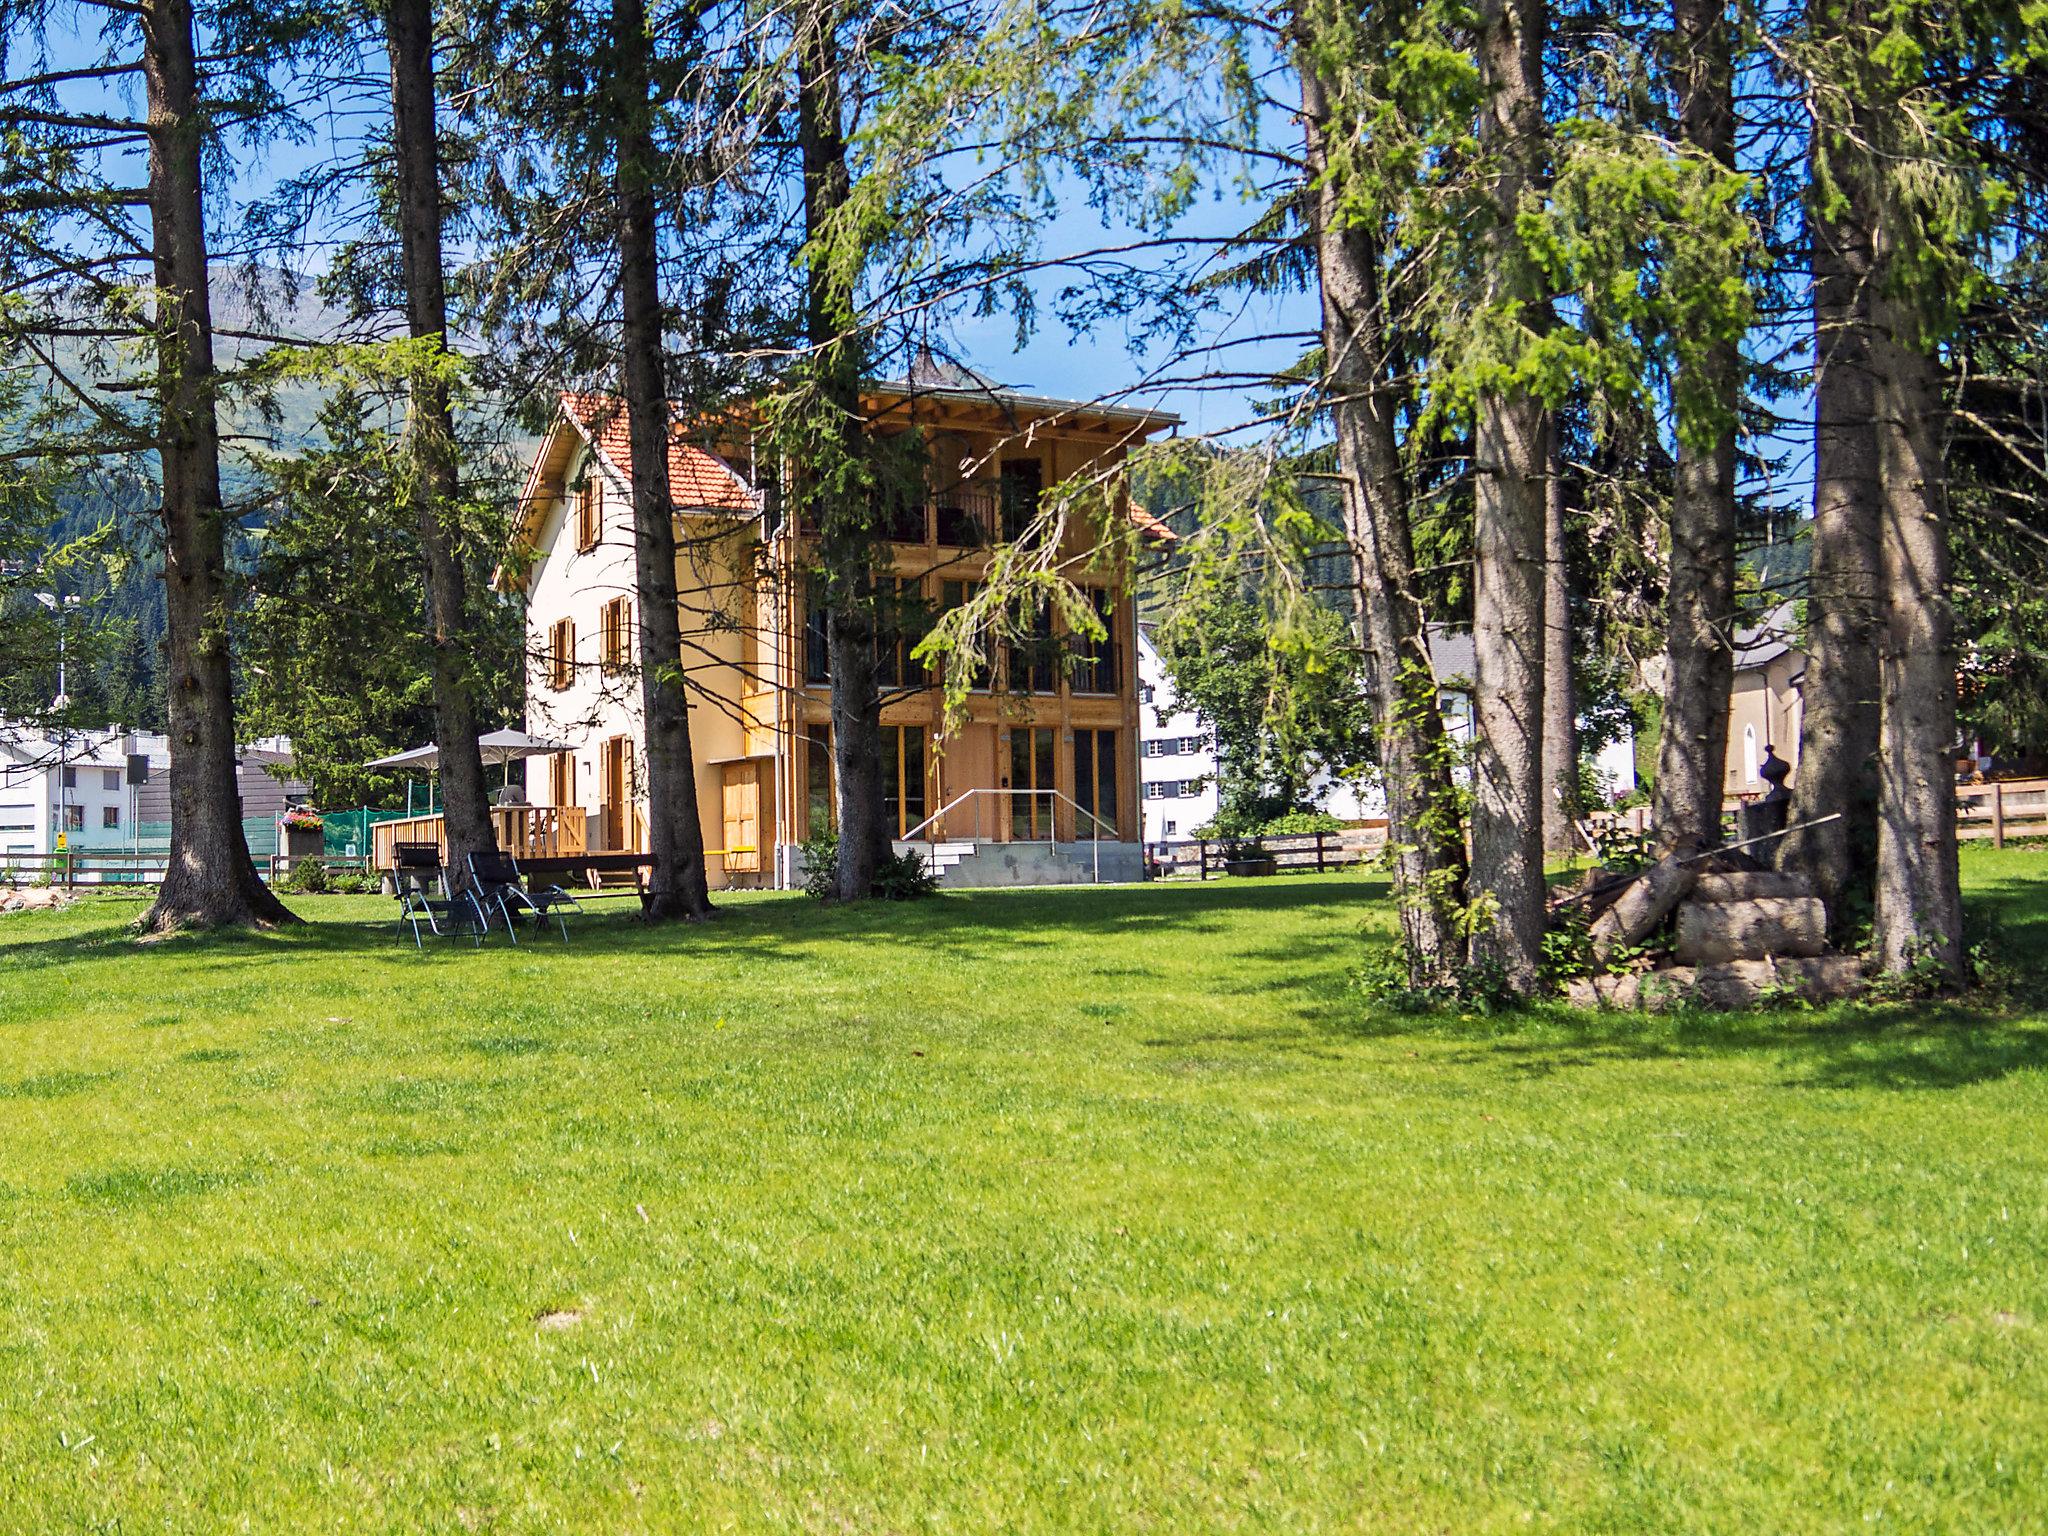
[[1, 852, 2044, 1533]]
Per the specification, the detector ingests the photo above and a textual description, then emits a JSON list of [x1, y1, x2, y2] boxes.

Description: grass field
[[2, 850, 2045, 1532]]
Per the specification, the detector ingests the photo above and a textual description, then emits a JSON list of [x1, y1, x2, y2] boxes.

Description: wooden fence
[[1149, 824, 1390, 880]]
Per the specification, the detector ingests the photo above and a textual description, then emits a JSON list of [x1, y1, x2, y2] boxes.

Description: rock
[[1589, 853, 1699, 964], [1674, 895, 1827, 965], [1691, 955, 1866, 1008], [1691, 871, 1814, 903], [1565, 973, 1644, 1011]]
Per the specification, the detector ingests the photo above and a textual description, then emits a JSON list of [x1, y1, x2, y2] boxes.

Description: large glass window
[[940, 581, 991, 691], [999, 458, 1042, 541], [1009, 726, 1055, 839], [1071, 588, 1119, 694], [876, 577, 931, 692], [1012, 597, 1057, 694], [1073, 729, 1118, 838], [806, 724, 834, 836], [880, 726, 929, 837], [805, 583, 831, 685]]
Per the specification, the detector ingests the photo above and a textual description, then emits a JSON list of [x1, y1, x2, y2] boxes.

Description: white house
[[1136, 625, 1633, 849], [0, 727, 162, 865], [0, 725, 311, 876]]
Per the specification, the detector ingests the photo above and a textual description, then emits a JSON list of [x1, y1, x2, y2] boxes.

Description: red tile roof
[[559, 392, 758, 514]]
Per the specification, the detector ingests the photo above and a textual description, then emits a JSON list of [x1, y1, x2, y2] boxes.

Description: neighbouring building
[[0, 725, 311, 877], [504, 364, 1178, 888], [1137, 624, 1638, 849], [1637, 603, 1806, 800]]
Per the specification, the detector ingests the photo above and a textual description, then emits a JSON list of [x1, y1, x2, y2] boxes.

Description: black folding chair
[[466, 850, 582, 943], [392, 842, 487, 948]]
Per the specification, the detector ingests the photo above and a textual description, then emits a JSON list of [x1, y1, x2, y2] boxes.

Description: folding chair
[[392, 842, 486, 948], [467, 850, 582, 943]]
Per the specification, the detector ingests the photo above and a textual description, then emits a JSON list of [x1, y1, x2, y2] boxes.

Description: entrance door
[[600, 736, 629, 850], [938, 723, 997, 840], [722, 762, 761, 874]]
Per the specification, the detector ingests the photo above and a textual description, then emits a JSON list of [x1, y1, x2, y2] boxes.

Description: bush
[[874, 847, 939, 901], [800, 830, 839, 901], [1262, 810, 1343, 836], [280, 857, 330, 894], [800, 830, 939, 902]]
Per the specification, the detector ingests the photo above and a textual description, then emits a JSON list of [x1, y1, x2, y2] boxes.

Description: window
[[998, 458, 1042, 541], [1011, 597, 1056, 694], [1071, 588, 1119, 694], [549, 752, 575, 810], [935, 484, 993, 547], [1163, 819, 1178, 838], [805, 582, 831, 685], [881, 726, 929, 838], [548, 617, 575, 690], [1009, 726, 1056, 839], [1140, 684, 1155, 705], [600, 596, 633, 672], [1743, 724, 1759, 784], [1073, 729, 1117, 838], [1179, 735, 1207, 755], [102, 768, 121, 792], [102, 805, 120, 829], [63, 804, 84, 831], [575, 476, 601, 551], [60, 767, 77, 789], [806, 724, 834, 837], [939, 581, 991, 691], [876, 578, 931, 691]]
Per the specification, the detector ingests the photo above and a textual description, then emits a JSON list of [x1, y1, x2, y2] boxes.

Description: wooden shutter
[[549, 618, 575, 690], [722, 762, 761, 874], [576, 478, 599, 551]]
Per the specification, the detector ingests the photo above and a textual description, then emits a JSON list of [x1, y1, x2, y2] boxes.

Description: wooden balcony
[[370, 805, 587, 870]]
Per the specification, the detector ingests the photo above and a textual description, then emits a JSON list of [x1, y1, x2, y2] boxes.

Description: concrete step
[[1674, 895, 1828, 965], [1693, 870, 1816, 903]]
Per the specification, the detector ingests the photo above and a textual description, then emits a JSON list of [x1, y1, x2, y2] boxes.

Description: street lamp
[[35, 592, 82, 856]]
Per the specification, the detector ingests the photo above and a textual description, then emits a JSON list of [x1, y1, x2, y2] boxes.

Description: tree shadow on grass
[[1335, 998, 2048, 1093], [0, 872, 1381, 981]]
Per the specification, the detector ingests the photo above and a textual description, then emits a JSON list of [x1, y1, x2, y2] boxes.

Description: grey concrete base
[[904, 839, 1145, 888], [776, 841, 1142, 889]]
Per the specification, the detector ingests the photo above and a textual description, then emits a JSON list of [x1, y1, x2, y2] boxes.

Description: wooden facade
[[506, 378, 1175, 887]]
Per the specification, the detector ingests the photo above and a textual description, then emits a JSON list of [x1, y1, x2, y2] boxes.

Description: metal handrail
[[901, 787, 1116, 884]]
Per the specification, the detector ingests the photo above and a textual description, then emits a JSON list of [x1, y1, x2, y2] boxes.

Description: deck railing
[[369, 805, 588, 870]]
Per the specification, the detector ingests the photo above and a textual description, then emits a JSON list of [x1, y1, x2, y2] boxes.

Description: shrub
[[281, 857, 330, 894], [874, 847, 939, 901], [800, 830, 938, 902], [1262, 810, 1343, 836], [800, 830, 840, 901]]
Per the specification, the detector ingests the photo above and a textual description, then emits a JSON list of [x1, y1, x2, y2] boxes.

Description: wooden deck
[[370, 806, 587, 870]]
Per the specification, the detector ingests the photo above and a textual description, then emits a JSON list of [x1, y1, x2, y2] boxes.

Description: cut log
[[1674, 896, 1828, 965], [1692, 955, 1866, 1008], [1692, 871, 1815, 903], [1588, 853, 1698, 963]]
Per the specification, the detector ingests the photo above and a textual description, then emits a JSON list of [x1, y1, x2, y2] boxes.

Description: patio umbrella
[[364, 730, 579, 772]]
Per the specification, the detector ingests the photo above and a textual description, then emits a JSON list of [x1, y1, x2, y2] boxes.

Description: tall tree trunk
[[140, 0, 294, 931], [1782, 94, 1882, 916], [611, 0, 714, 920], [1651, 0, 1739, 853], [796, 1, 890, 899], [1467, 0, 1548, 993], [386, 0, 498, 889], [1298, 52, 1468, 983], [1868, 282, 1962, 978], [1540, 412, 1578, 855]]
